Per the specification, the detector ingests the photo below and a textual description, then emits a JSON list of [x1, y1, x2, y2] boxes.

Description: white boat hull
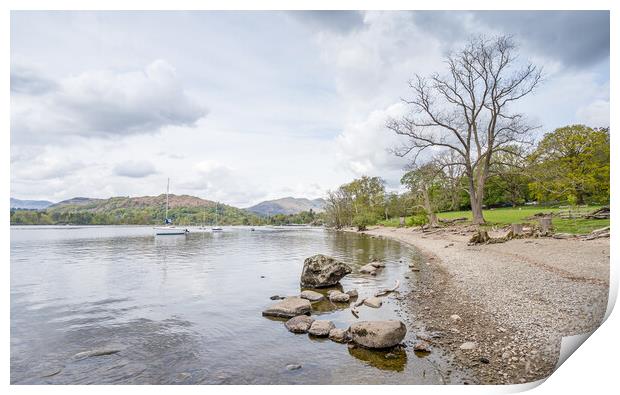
[[154, 226, 189, 235]]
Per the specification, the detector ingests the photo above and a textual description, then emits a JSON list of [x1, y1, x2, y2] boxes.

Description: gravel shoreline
[[358, 225, 610, 384]]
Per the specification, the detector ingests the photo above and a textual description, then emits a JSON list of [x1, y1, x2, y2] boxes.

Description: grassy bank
[[379, 205, 609, 234]]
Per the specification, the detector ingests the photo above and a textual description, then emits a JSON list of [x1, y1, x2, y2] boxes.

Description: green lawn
[[380, 205, 609, 235]]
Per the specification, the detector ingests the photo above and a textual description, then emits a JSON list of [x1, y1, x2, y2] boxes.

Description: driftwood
[[585, 207, 610, 220], [351, 297, 366, 318], [374, 280, 400, 297], [438, 217, 468, 224]]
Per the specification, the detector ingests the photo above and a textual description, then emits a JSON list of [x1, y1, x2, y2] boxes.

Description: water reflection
[[348, 345, 408, 372], [11, 226, 441, 384]]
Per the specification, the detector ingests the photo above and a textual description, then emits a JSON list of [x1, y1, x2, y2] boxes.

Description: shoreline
[[348, 225, 610, 384]]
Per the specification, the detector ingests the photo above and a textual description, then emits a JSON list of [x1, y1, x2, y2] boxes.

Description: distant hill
[[50, 194, 215, 211], [10, 198, 54, 210], [12, 194, 260, 226], [246, 197, 326, 216]]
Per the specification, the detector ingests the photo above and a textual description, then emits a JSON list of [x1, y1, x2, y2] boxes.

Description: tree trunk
[[468, 178, 486, 225], [422, 188, 439, 227]]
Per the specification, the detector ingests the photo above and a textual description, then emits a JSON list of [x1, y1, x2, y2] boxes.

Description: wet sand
[[354, 225, 610, 384]]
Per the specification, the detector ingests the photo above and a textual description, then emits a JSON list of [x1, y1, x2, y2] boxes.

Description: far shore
[[345, 224, 610, 384]]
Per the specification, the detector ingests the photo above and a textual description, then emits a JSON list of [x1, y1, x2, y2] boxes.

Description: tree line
[[325, 35, 609, 229], [324, 124, 609, 230]]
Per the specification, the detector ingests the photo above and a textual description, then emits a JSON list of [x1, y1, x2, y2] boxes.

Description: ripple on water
[[11, 226, 441, 384]]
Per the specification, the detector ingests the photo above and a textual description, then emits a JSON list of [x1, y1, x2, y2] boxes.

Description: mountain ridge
[[10, 198, 55, 210], [246, 196, 326, 216]]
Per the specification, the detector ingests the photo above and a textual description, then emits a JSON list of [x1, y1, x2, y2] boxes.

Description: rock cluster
[[264, 255, 407, 351]]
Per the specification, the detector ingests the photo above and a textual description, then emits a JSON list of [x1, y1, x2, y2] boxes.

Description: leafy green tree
[[529, 125, 609, 205], [401, 164, 446, 226]]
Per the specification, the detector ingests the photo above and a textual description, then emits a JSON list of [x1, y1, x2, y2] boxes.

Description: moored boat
[[154, 178, 189, 236]]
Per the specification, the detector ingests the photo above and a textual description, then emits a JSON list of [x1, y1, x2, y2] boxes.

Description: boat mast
[[165, 178, 170, 222]]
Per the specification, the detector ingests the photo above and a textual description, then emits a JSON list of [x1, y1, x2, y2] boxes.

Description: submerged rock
[[359, 264, 377, 275], [349, 320, 407, 349], [262, 297, 312, 318], [413, 341, 431, 353], [363, 296, 383, 308], [345, 289, 358, 298], [308, 320, 335, 337], [329, 291, 350, 303], [285, 315, 315, 333], [328, 328, 351, 343], [300, 254, 352, 288], [286, 364, 302, 371], [369, 261, 385, 268], [73, 348, 121, 360], [300, 290, 324, 302]]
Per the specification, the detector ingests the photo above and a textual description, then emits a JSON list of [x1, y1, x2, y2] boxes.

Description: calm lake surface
[[11, 225, 446, 384]]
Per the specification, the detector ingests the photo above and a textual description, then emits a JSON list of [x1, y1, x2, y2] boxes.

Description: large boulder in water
[[349, 320, 407, 349], [308, 320, 335, 337], [300, 254, 352, 288], [262, 297, 312, 318], [300, 290, 324, 302], [285, 315, 315, 333]]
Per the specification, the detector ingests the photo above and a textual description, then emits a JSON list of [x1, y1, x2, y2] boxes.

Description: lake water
[[11, 225, 447, 384]]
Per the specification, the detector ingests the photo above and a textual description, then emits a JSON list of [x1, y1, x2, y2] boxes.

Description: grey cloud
[[11, 60, 208, 144], [288, 11, 364, 33], [412, 11, 610, 69], [475, 11, 609, 68], [113, 160, 157, 178], [11, 66, 58, 94]]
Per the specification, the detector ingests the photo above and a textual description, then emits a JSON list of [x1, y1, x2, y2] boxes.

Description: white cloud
[[11, 60, 207, 144], [9, 11, 609, 206], [336, 102, 409, 178], [576, 100, 610, 127]]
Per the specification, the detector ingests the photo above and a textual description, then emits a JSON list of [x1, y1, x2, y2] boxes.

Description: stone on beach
[[459, 341, 477, 350], [285, 315, 315, 333], [308, 320, 335, 337], [262, 297, 312, 318], [300, 290, 324, 302], [300, 254, 352, 288], [363, 296, 383, 308], [349, 320, 407, 349], [413, 341, 431, 353], [329, 291, 350, 303], [328, 328, 351, 343]]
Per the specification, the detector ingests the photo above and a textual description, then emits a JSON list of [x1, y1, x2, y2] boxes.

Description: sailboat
[[153, 178, 189, 235], [198, 207, 207, 231], [212, 202, 223, 231]]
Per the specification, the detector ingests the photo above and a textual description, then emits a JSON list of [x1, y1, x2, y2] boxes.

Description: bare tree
[[387, 36, 541, 224]]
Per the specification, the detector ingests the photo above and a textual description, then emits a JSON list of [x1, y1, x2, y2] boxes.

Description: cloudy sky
[[10, 11, 610, 207]]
